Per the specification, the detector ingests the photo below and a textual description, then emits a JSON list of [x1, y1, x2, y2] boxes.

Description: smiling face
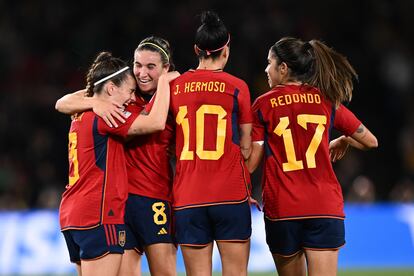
[[110, 74, 137, 106], [133, 50, 169, 95]]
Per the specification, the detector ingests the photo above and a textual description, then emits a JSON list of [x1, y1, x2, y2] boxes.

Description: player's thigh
[[80, 253, 122, 276], [118, 249, 141, 276], [145, 243, 177, 276], [180, 243, 213, 276], [272, 251, 306, 276], [216, 240, 250, 276], [305, 249, 339, 276]]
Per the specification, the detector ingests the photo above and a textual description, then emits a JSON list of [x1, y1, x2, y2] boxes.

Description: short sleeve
[[334, 104, 361, 136], [237, 81, 253, 124], [98, 105, 139, 138], [251, 99, 265, 142]]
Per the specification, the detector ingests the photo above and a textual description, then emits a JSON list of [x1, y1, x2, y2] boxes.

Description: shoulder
[[253, 89, 278, 104], [220, 72, 249, 90]]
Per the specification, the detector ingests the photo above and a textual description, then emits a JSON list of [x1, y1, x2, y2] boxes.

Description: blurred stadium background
[[0, 0, 413, 274]]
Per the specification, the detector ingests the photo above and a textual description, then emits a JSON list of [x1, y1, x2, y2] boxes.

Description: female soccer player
[[59, 51, 177, 276], [56, 37, 177, 276], [169, 11, 252, 276], [246, 37, 378, 276]]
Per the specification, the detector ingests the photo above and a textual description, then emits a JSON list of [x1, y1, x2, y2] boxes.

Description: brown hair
[[85, 51, 132, 96], [270, 37, 357, 107], [136, 36, 175, 71]]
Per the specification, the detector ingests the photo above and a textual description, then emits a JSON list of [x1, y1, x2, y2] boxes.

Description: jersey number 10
[[176, 104, 227, 161]]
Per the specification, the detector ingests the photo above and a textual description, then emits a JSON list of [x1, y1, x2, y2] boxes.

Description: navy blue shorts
[[265, 217, 345, 256], [174, 201, 251, 245], [62, 224, 126, 263], [124, 194, 174, 250]]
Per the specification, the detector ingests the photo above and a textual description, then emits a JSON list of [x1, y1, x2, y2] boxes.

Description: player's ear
[[222, 46, 229, 59], [105, 81, 116, 96], [280, 62, 288, 75], [194, 45, 200, 56]]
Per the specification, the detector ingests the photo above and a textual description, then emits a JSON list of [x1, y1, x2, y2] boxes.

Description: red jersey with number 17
[[60, 108, 138, 230], [251, 84, 361, 220], [170, 69, 252, 209]]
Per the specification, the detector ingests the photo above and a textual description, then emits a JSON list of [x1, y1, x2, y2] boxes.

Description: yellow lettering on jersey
[[184, 82, 190, 93], [174, 85, 180, 95], [270, 93, 322, 108], [270, 98, 278, 108], [181, 81, 226, 93]]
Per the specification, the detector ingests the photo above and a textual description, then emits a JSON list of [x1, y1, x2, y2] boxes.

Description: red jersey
[[251, 84, 361, 220], [60, 109, 138, 230], [170, 69, 253, 209], [124, 96, 174, 201]]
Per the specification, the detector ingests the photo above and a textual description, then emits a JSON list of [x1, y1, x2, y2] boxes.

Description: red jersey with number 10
[[170, 69, 252, 209], [60, 109, 138, 230], [252, 84, 361, 220]]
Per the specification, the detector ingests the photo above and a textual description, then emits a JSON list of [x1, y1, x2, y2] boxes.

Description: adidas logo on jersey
[[157, 227, 168, 235]]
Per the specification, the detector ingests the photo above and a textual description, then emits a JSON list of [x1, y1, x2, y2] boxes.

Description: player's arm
[[55, 89, 126, 127], [330, 124, 378, 162], [240, 123, 252, 160], [127, 71, 180, 136], [245, 141, 264, 173]]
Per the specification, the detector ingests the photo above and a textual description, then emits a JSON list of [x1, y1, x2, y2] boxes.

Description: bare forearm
[[349, 124, 378, 150], [128, 76, 170, 135], [245, 142, 263, 173], [55, 90, 91, 115], [239, 123, 252, 160]]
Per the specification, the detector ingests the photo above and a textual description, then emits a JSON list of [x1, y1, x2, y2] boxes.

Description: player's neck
[[282, 81, 302, 86], [197, 59, 224, 71]]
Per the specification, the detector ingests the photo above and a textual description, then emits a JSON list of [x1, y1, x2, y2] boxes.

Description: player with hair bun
[[59, 51, 177, 276], [169, 11, 253, 276], [56, 37, 178, 276]]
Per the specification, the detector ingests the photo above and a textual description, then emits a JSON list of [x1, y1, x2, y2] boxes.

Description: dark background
[[1, 0, 413, 209]]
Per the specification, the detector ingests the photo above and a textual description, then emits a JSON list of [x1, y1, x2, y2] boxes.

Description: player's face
[[113, 75, 137, 106], [265, 50, 282, 88], [133, 50, 169, 95]]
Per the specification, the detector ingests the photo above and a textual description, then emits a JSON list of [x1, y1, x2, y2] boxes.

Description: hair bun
[[200, 11, 221, 28], [94, 51, 113, 63]]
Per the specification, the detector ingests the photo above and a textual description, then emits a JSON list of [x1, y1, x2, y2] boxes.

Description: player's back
[[252, 84, 359, 220], [60, 111, 132, 229], [170, 69, 252, 209]]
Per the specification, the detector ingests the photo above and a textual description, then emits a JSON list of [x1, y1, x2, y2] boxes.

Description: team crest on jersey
[[118, 230, 126, 247], [122, 109, 132, 119]]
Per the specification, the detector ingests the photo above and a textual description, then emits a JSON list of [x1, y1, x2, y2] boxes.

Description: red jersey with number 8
[[60, 109, 138, 230], [252, 84, 361, 220], [170, 69, 253, 209]]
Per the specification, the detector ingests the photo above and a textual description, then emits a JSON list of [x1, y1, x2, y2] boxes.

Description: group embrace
[[56, 10, 377, 276]]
